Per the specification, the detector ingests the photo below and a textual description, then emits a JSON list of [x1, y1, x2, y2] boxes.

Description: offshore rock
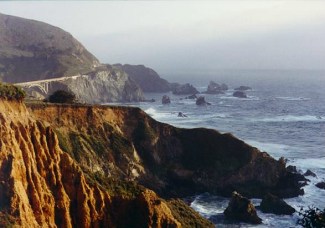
[[316, 182, 325, 190], [205, 81, 228, 94], [259, 193, 295, 215], [235, 86, 252, 91], [196, 96, 210, 105], [162, 95, 171, 104], [172, 83, 199, 95], [185, 94, 197, 99], [224, 192, 262, 224], [233, 91, 247, 98], [304, 169, 317, 177]]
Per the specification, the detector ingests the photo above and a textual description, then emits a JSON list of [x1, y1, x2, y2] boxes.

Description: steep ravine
[[0, 100, 213, 227]]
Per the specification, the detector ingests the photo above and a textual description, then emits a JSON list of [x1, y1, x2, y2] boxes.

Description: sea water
[[118, 70, 325, 227]]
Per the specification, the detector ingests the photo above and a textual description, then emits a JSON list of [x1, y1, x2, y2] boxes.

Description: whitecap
[[245, 140, 293, 158], [290, 157, 325, 169], [144, 107, 157, 116], [257, 115, 325, 122], [219, 95, 259, 101], [276, 96, 311, 101]]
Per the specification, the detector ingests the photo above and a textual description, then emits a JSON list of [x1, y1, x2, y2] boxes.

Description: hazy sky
[[1, 1, 325, 74]]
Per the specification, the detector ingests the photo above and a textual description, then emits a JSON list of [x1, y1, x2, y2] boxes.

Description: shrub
[[48, 90, 75, 103], [298, 206, 325, 228], [0, 82, 26, 101]]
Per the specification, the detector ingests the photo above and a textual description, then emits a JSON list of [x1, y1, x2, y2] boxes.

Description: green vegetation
[[298, 207, 325, 228], [133, 119, 156, 141], [54, 130, 72, 155], [167, 199, 214, 228], [0, 82, 25, 101], [86, 171, 144, 199], [48, 90, 76, 104]]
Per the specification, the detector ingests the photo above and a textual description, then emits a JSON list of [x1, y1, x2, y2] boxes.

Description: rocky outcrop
[[224, 192, 262, 224], [204, 81, 228, 94], [20, 65, 144, 103], [235, 86, 252, 91], [304, 169, 317, 177], [185, 94, 197, 99], [259, 193, 295, 215], [113, 64, 170, 92], [316, 182, 325, 190], [172, 83, 198, 95], [196, 96, 210, 106], [162, 95, 171, 104], [0, 13, 99, 83], [28, 103, 305, 199], [0, 99, 213, 227], [233, 91, 247, 98]]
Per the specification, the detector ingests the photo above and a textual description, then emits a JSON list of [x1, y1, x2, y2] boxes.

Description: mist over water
[[132, 69, 325, 227]]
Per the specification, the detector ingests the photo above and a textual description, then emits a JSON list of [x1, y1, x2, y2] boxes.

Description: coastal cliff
[[20, 65, 144, 103], [28, 103, 304, 199], [0, 13, 143, 103], [113, 64, 171, 92], [0, 99, 213, 227]]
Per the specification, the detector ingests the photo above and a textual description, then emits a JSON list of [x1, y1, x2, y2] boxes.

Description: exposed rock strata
[[0, 100, 213, 227], [21, 65, 144, 103], [28, 103, 305, 199]]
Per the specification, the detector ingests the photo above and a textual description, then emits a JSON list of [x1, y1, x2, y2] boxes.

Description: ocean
[[119, 70, 325, 227]]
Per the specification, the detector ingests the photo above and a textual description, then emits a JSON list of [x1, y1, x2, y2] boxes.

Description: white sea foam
[[257, 115, 325, 122], [245, 140, 291, 158], [144, 107, 158, 117], [290, 157, 325, 169], [276, 96, 311, 101], [219, 95, 259, 101]]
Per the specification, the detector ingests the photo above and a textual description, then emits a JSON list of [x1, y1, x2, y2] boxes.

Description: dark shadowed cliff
[[114, 64, 171, 92], [28, 103, 305, 199]]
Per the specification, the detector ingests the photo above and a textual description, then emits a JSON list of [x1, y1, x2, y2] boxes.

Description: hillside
[[114, 64, 171, 92], [0, 13, 99, 82], [0, 13, 144, 103]]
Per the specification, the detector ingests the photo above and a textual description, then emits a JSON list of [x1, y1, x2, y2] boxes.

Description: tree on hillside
[[48, 90, 76, 103]]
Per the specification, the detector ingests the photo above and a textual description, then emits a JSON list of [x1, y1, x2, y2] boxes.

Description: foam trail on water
[[276, 96, 311, 101], [256, 115, 325, 122]]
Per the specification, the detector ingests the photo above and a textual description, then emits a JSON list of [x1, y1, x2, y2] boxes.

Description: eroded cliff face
[[22, 65, 145, 103], [28, 103, 305, 199], [0, 100, 211, 227]]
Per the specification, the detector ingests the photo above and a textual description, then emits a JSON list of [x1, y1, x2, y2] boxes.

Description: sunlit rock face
[[0, 100, 214, 227]]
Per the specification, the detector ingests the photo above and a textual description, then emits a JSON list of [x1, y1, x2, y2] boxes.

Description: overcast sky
[[1, 1, 325, 74]]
